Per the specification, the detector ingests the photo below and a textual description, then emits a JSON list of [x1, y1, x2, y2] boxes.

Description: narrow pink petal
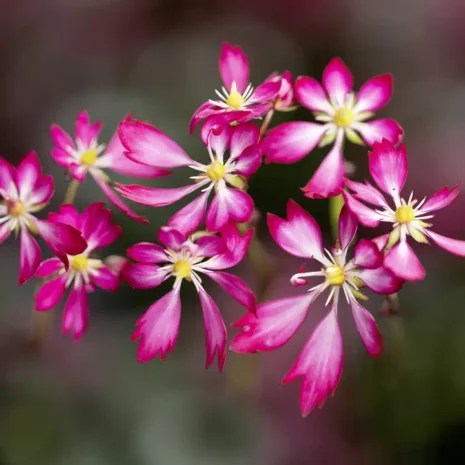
[[0, 157, 17, 196], [349, 297, 383, 357], [189, 102, 216, 134], [267, 199, 323, 260], [36, 258, 63, 278], [219, 42, 250, 94], [295, 76, 333, 113], [230, 122, 260, 160], [197, 288, 227, 372], [63, 286, 89, 341], [132, 288, 182, 363], [247, 103, 273, 119], [249, 80, 280, 104], [344, 179, 389, 208], [384, 240, 426, 281], [342, 191, 384, 228], [421, 185, 461, 213], [124, 263, 169, 289], [51, 148, 74, 169], [35, 274, 67, 311], [0, 222, 12, 244], [357, 119, 404, 146], [91, 266, 120, 292], [322, 57, 353, 106], [50, 124, 76, 151], [302, 132, 345, 199], [354, 74, 393, 113], [47, 204, 80, 229], [16, 151, 41, 200], [230, 293, 314, 353], [127, 242, 169, 264], [29, 175, 54, 205], [358, 266, 403, 294], [18, 228, 42, 285], [353, 239, 383, 269], [234, 144, 261, 177], [168, 191, 210, 236], [424, 229, 465, 257], [193, 236, 225, 258], [262, 122, 326, 164], [338, 205, 357, 251], [158, 226, 186, 251], [118, 120, 193, 168]]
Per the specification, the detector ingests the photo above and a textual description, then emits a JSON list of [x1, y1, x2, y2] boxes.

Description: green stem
[[63, 178, 80, 205]]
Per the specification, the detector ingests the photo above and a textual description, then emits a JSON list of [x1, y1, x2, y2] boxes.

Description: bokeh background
[[2, 0, 465, 464]]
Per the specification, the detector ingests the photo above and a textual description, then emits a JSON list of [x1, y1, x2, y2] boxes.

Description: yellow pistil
[[395, 205, 415, 223], [334, 107, 354, 127], [173, 260, 191, 279], [8, 200, 25, 217], [325, 264, 345, 286], [226, 88, 244, 109], [71, 254, 88, 272], [206, 161, 226, 181], [81, 149, 98, 166]]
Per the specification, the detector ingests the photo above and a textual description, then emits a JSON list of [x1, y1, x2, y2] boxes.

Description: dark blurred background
[[2, 1, 465, 464]]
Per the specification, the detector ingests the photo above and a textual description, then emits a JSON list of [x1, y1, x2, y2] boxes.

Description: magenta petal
[[322, 57, 353, 107], [17, 151, 41, 200], [124, 263, 169, 289], [357, 119, 404, 146], [75, 111, 101, 148], [200, 111, 251, 145], [358, 266, 403, 294], [158, 226, 186, 251], [302, 133, 345, 199], [35, 274, 67, 311], [189, 102, 216, 133], [349, 297, 383, 357], [127, 242, 169, 264], [193, 236, 225, 258], [36, 258, 63, 277], [342, 191, 384, 228], [119, 120, 193, 168], [47, 204, 79, 229], [0, 157, 17, 196], [295, 76, 333, 113], [30, 175, 54, 205], [263, 121, 326, 164], [354, 74, 393, 113], [344, 179, 389, 208], [234, 144, 261, 177], [197, 288, 227, 372], [63, 286, 89, 341], [338, 205, 357, 251], [219, 42, 249, 94], [207, 124, 232, 157], [268, 199, 323, 260], [91, 266, 120, 292], [18, 228, 42, 285], [385, 240, 426, 281], [132, 288, 182, 363], [250, 80, 280, 104], [230, 123, 260, 160], [424, 230, 465, 257], [353, 239, 383, 269], [168, 191, 209, 236], [50, 124, 75, 151], [421, 185, 461, 213]]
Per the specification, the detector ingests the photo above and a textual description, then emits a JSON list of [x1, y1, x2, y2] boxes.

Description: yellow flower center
[[8, 200, 26, 217], [81, 149, 98, 166], [395, 205, 415, 223], [334, 107, 354, 127], [226, 88, 244, 109], [173, 260, 191, 279], [325, 264, 345, 286], [206, 161, 226, 181], [71, 254, 89, 272]]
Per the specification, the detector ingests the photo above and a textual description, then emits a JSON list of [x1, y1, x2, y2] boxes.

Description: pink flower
[[343, 139, 465, 282], [125, 224, 256, 371], [265, 71, 296, 111], [230, 202, 401, 416], [189, 42, 280, 133], [0, 152, 87, 284], [34, 203, 122, 340], [262, 58, 404, 199], [51, 111, 170, 223], [116, 121, 261, 234]]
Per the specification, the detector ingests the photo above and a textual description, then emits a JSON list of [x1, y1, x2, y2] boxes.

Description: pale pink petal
[[0, 157, 17, 196], [197, 288, 227, 371], [189, 102, 217, 134], [424, 229, 465, 257], [91, 266, 120, 292], [349, 297, 383, 357], [29, 175, 54, 205], [249, 80, 280, 104], [358, 266, 403, 294], [263, 122, 327, 164], [421, 185, 461, 213], [322, 57, 353, 107], [75, 111, 101, 148], [168, 191, 210, 236], [234, 145, 261, 177], [127, 242, 169, 264], [342, 191, 384, 228], [219, 42, 249, 93], [384, 240, 425, 281], [354, 74, 393, 113], [158, 226, 186, 251], [63, 286, 89, 341], [338, 205, 357, 251], [230, 122, 260, 160], [372, 234, 390, 252], [302, 132, 344, 199], [124, 263, 170, 289], [18, 228, 42, 285], [50, 124, 76, 151], [16, 151, 41, 200], [132, 288, 182, 363], [267, 199, 323, 260], [357, 119, 404, 146], [344, 179, 389, 208], [118, 120, 193, 168], [353, 239, 383, 269], [295, 76, 333, 113], [35, 274, 67, 311], [36, 258, 63, 277], [193, 236, 225, 258]]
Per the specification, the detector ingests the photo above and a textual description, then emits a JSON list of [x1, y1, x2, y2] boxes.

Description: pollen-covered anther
[[206, 161, 226, 181], [71, 254, 89, 272], [81, 149, 98, 166], [395, 205, 415, 223], [226, 88, 244, 109], [173, 260, 192, 279], [325, 264, 345, 286], [7, 200, 26, 217], [334, 107, 354, 127]]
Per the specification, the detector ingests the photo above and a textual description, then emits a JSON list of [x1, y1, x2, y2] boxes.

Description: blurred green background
[[2, 0, 465, 464]]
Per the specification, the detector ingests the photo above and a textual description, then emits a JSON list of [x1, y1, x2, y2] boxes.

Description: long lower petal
[[168, 191, 209, 236], [384, 240, 425, 281], [424, 229, 465, 256], [63, 285, 89, 341], [35, 274, 67, 311], [19, 228, 42, 285]]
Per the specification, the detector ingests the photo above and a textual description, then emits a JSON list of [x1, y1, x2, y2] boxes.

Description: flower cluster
[[2, 42, 464, 416]]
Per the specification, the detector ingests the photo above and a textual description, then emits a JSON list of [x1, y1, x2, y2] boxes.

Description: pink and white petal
[[16, 151, 41, 200], [50, 124, 76, 151], [349, 297, 383, 357], [372, 234, 390, 252], [338, 205, 358, 251], [357, 119, 404, 147], [197, 288, 227, 372], [75, 111, 101, 148], [158, 226, 186, 251], [124, 263, 170, 289], [29, 175, 54, 205], [51, 148, 74, 168], [63, 286, 89, 341], [69, 164, 87, 182], [249, 80, 280, 104], [354, 74, 393, 113], [194, 236, 225, 258], [47, 204, 80, 229], [424, 229, 465, 257], [119, 120, 193, 168], [0, 157, 17, 196], [230, 293, 314, 353], [35, 274, 67, 311], [132, 288, 182, 362], [230, 122, 260, 160], [322, 57, 353, 107], [36, 258, 63, 278], [234, 144, 261, 177], [295, 76, 333, 113], [353, 239, 383, 269], [207, 124, 232, 158], [205, 271, 256, 312], [302, 132, 345, 199], [263, 122, 327, 164], [219, 42, 250, 94], [115, 182, 202, 207], [127, 242, 169, 264], [168, 190, 210, 236], [189, 102, 217, 134], [342, 191, 384, 228], [267, 199, 324, 260], [91, 265, 120, 292], [18, 228, 42, 285], [247, 103, 273, 119], [344, 179, 389, 208], [384, 240, 426, 281], [421, 185, 461, 213], [200, 111, 251, 145], [358, 266, 403, 294], [0, 223, 12, 244]]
